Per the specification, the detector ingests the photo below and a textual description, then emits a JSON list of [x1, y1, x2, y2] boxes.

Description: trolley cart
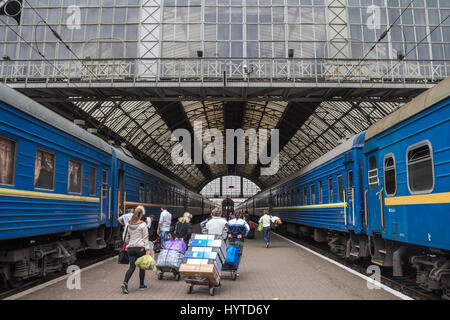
[[221, 239, 242, 280], [185, 276, 220, 296], [156, 249, 184, 281], [157, 266, 181, 281]]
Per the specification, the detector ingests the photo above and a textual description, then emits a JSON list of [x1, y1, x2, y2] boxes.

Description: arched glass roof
[[72, 98, 401, 191]]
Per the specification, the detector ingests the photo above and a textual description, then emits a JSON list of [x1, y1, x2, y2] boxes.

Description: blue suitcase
[[223, 245, 240, 270]]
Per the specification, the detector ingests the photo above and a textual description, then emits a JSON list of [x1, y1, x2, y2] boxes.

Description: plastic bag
[[257, 222, 263, 232], [135, 254, 156, 271]]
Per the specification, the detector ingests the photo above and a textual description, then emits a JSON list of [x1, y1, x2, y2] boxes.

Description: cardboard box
[[187, 246, 225, 263], [179, 263, 220, 285], [188, 239, 227, 258], [182, 257, 223, 272]]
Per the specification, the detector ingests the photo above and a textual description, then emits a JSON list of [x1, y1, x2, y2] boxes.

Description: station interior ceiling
[[17, 86, 426, 192]]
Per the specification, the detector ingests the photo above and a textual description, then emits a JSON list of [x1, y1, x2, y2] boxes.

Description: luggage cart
[[157, 266, 181, 281], [185, 276, 221, 296], [221, 239, 242, 280]]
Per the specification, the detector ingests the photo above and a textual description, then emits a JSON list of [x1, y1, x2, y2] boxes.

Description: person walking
[[204, 209, 228, 240], [173, 212, 193, 246], [259, 210, 272, 248], [157, 206, 172, 247], [121, 206, 150, 294], [200, 209, 215, 234], [227, 211, 249, 256]]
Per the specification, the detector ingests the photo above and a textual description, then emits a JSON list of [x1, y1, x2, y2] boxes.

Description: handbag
[[118, 225, 130, 264]]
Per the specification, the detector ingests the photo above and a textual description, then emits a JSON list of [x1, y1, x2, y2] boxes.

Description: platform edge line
[[272, 233, 413, 301]]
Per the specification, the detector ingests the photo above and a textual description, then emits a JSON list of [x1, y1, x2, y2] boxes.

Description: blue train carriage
[[269, 131, 367, 258], [0, 83, 116, 286], [115, 147, 186, 223], [363, 77, 450, 295]]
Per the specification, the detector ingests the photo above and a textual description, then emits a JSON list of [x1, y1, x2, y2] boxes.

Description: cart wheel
[[187, 285, 193, 294], [175, 273, 181, 281], [209, 286, 215, 296], [157, 272, 163, 280], [232, 272, 237, 281]]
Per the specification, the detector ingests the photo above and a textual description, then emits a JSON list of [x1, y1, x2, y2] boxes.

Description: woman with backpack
[[121, 206, 151, 294], [173, 212, 193, 247]]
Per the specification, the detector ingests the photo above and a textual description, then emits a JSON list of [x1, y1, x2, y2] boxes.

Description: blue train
[[0, 83, 215, 287], [238, 77, 450, 298]]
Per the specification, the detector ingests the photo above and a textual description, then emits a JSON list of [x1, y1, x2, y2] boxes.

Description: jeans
[[160, 230, 169, 247], [124, 247, 146, 286], [263, 227, 271, 244]]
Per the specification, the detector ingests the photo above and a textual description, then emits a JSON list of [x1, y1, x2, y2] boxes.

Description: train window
[[68, 160, 82, 194], [146, 185, 151, 203], [139, 183, 145, 202], [102, 170, 107, 197], [384, 154, 396, 196], [310, 184, 315, 204], [337, 175, 343, 201], [89, 167, 97, 196], [165, 190, 168, 204], [328, 177, 333, 202], [34, 150, 55, 190], [348, 170, 353, 188], [368, 156, 379, 190], [297, 188, 300, 205], [303, 186, 307, 205], [291, 190, 294, 205], [0, 136, 16, 185], [319, 181, 323, 203], [407, 141, 434, 194]]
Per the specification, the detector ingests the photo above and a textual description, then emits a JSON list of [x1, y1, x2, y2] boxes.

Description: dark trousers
[[124, 247, 146, 286], [263, 227, 271, 244]]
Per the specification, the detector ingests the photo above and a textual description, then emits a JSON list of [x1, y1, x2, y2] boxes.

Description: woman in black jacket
[[173, 212, 193, 246]]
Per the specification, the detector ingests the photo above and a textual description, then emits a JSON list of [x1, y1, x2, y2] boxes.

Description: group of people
[[119, 206, 193, 294], [119, 206, 276, 294]]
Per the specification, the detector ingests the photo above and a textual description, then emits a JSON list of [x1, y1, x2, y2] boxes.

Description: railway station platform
[[6, 228, 405, 300]]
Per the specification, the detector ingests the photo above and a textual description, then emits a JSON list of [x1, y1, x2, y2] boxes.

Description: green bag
[[257, 222, 263, 232], [135, 254, 156, 271]]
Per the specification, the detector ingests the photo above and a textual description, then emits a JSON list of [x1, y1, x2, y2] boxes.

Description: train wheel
[[187, 285, 193, 294], [175, 273, 181, 281], [209, 286, 215, 296], [232, 271, 237, 281], [157, 272, 163, 280]]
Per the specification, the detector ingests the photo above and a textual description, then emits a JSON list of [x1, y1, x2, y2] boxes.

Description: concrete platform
[[8, 228, 403, 300]]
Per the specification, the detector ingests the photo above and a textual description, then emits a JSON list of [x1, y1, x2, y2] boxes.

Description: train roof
[[365, 77, 450, 141], [266, 131, 366, 191], [114, 147, 186, 190], [0, 83, 113, 155]]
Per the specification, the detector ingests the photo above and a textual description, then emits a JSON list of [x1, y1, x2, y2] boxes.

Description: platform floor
[[9, 227, 401, 300]]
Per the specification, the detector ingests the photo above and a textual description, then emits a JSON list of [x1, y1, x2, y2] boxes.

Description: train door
[[100, 169, 110, 224], [365, 151, 385, 233], [345, 169, 355, 227], [118, 169, 124, 215]]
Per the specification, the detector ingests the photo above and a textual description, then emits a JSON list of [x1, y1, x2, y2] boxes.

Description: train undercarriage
[[279, 221, 450, 299], [0, 227, 122, 288]]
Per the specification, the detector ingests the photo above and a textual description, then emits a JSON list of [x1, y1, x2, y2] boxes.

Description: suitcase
[[163, 239, 187, 253], [156, 249, 184, 269], [223, 245, 240, 270]]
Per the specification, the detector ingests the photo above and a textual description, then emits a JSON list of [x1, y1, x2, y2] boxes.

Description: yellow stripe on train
[[0, 187, 100, 203], [273, 202, 348, 210], [385, 192, 450, 205]]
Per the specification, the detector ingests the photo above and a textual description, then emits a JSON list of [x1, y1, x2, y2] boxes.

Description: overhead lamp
[[3, 55, 11, 61], [397, 52, 405, 61], [197, 50, 203, 58]]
